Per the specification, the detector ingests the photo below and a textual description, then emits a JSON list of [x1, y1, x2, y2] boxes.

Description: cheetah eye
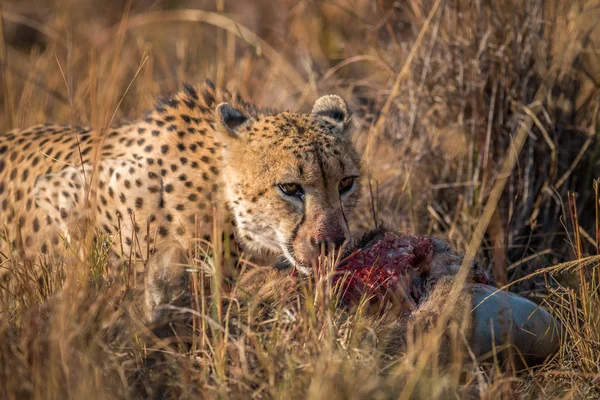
[[338, 177, 355, 194], [278, 183, 303, 197]]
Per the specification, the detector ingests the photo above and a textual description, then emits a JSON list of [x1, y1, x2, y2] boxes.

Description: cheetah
[[0, 80, 362, 319]]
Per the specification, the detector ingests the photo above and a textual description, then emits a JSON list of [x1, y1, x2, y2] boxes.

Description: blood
[[334, 232, 435, 308]]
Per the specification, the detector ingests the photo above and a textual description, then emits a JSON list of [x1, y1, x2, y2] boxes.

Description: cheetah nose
[[310, 235, 346, 252]]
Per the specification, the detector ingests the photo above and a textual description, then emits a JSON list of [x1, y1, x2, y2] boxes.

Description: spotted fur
[[0, 80, 362, 286]]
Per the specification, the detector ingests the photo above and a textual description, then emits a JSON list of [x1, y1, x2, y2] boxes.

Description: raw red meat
[[334, 232, 435, 310], [333, 230, 493, 312]]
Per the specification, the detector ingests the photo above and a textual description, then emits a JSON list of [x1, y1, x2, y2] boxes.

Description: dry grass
[[1, 0, 600, 398]]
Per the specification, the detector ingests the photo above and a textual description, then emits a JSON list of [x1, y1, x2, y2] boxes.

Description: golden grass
[[1, 0, 600, 398]]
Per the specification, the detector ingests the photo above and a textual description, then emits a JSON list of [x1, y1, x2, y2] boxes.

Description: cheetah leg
[[35, 160, 193, 322], [144, 240, 190, 323]]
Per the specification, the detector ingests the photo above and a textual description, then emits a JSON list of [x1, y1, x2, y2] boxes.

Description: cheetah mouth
[[283, 245, 348, 275], [281, 245, 313, 275], [286, 257, 313, 275], [293, 260, 313, 275], [288, 256, 345, 276]]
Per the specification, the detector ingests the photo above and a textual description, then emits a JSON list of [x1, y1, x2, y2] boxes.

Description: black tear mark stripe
[[338, 195, 350, 234], [287, 204, 306, 259], [289, 213, 305, 246]]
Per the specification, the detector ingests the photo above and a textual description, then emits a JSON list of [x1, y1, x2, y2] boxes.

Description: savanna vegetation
[[1, 0, 600, 398]]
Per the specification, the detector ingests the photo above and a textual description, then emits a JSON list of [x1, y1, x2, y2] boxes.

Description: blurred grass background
[[1, 0, 600, 398]]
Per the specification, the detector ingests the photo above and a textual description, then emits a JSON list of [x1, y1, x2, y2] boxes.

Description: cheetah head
[[215, 95, 361, 274]]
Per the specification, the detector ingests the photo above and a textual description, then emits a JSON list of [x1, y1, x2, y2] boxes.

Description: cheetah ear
[[215, 103, 248, 137], [311, 95, 351, 129]]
